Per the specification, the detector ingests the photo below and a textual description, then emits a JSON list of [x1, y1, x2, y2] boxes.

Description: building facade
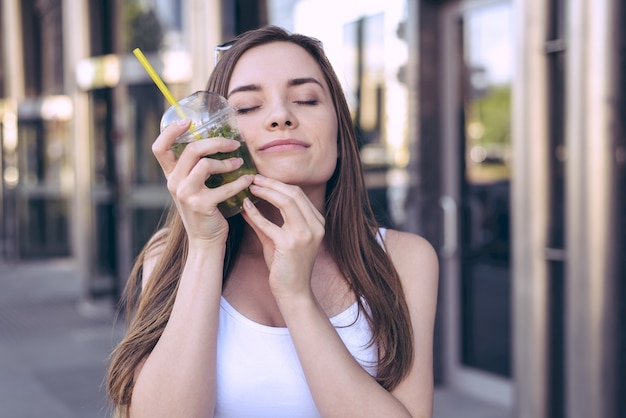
[[0, 1, 623, 417]]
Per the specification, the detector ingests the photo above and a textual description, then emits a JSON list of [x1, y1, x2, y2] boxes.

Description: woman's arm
[[386, 230, 439, 418], [243, 176, 439, 418], [127, 121, 255, 418], [130, 243, 225, 418], [279, 232, 438, 418]]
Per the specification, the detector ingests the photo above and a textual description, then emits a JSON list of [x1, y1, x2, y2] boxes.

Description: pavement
[[0, 259, 123, 418], [0, 259, 512, 418]]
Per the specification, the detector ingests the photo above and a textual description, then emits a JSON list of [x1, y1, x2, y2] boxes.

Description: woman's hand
[[152, 120, 254, 247], [241, 175, 325, 300]]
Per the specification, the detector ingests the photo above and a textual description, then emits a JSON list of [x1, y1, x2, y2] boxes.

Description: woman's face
[[227, 42, 339, 188]]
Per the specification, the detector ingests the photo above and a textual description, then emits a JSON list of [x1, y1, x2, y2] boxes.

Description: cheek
[[235, 118, 259, 145], [321, 128, 340, 173]]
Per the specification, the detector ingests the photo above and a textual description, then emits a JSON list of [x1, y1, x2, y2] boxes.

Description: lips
[[258, 139, 310, 152]]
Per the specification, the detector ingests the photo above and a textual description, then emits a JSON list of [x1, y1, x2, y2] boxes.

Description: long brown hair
[[107, 25, 413, 416]]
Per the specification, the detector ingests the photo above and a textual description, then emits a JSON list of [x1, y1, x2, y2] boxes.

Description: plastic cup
[[160, 90, 258, 217]]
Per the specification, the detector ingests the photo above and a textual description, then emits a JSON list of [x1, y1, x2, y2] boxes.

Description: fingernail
[[176, 119, 190, 127], [243, 198, 254, 209]]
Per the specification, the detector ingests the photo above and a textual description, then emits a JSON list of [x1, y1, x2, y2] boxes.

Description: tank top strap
[[376, 227, 387, 247]]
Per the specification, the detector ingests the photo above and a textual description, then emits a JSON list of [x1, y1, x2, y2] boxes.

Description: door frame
[[439, 0, 514, 407]]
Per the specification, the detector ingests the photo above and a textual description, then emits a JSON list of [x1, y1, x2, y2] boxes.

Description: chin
[[256, 166, 300, 183], [257, 163, 335, 186]]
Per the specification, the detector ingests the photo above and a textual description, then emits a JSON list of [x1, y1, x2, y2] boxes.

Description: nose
[[271, 120, 292, 128], [266, 100, 297, 130]]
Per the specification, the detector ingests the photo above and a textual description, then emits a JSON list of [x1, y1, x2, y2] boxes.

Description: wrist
[[187, 234, 228, 252], [274, 288, 318, 319], [181, 245, 226, 292], [186, 240, 226, 261], [185, 221, 229, 250]]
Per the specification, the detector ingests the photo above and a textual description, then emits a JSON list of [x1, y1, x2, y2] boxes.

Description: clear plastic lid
[[160, 91, 237, 144]]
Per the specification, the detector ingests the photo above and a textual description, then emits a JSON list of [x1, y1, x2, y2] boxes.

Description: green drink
[[161, 91, 258, 217]]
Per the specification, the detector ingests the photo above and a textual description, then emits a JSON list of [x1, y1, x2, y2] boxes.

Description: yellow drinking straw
[[133, 47, 200, 138]]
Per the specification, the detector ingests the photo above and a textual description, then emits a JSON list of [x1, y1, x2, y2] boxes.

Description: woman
[[107, 25, 438, 418]]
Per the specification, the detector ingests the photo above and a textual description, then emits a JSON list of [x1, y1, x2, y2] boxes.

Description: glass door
[[0, 101, 18, 261], [459, 1, 512, 378], [16, 111, 72, 259], [441, 0, 513, 406], [127, 83, 171, 257]]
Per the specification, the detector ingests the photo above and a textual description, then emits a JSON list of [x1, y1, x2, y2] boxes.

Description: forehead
[[229, 41, 327, 88]]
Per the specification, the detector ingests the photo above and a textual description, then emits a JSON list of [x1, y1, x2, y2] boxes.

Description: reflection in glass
[[88, 90, 118, 279], [20, 120, 70, 187], [128, 84, 171, 261], [18, 198, 70, 258], [460, 1, 512, 377], [130, 84, 167, 185], [123, 0, 183, 52], [0, 4, 4, 98], [338, 6, 411, 228], [17, 119, 71, 258]]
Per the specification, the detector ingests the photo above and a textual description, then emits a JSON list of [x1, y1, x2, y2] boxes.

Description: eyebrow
[[227, 84, 260, 98], [227, 77, 324, 98], [288, 77, 324, 89]]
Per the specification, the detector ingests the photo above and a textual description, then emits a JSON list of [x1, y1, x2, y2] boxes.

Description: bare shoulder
[[382, 228, 439, 315], [382, 230, 438, 414], [383, 229, 438, 284]]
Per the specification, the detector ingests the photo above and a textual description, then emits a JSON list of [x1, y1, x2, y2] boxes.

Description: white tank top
[[215, 298, 377, 417], [214, 230, 385, 417]]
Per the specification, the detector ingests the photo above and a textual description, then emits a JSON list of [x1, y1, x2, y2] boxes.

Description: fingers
[[241, 199, 272, 244], [242, 179, 325, 299], [249, 175, 325, 226], [242, 196, 280, 237], [174, 138, 241, 174], [243, 176, 326, 249], [171, 157, 244, 196], [152, 119, 242, 179], [171, 166, 254, 220], [152, 123, 253, 214], [152, 119, 191, 176]]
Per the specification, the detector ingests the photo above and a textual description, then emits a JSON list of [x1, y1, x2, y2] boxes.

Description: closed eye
[[235, 106, 260, 115], [295, 100, 318, 106]]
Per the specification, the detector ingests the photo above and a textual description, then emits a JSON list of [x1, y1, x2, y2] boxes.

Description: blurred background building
[[0, 0, 623, 417]]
